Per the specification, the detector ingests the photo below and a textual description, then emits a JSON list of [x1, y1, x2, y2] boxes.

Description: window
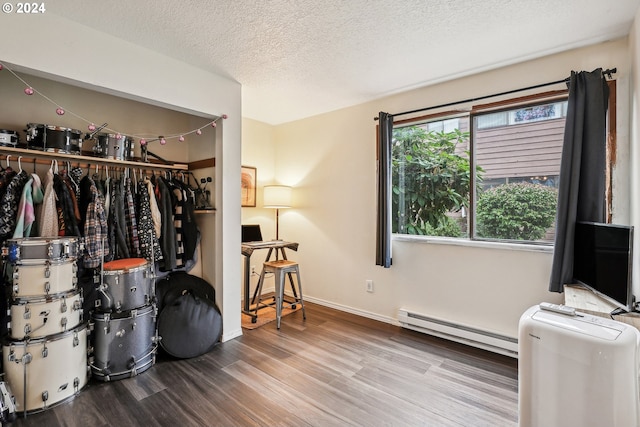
[[392, 95, 572, 243]]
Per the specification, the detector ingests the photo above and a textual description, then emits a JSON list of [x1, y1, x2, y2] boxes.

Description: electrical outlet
[[366, 279, 374, 293]]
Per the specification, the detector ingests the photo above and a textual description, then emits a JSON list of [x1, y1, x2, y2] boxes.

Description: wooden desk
[[241, 241, 299, 323]]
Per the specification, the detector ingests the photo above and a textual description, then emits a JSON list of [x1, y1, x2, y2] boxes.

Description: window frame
[[390, 82, 617, 245]]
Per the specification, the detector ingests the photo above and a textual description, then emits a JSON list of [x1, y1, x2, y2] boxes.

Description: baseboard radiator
[[397, 308, 518, 358]]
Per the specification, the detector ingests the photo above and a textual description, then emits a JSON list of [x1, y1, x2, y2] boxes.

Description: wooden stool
[[255, 259, 306, 329]]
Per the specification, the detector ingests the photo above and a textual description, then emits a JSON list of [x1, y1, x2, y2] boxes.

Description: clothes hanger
[[17, 156, 22, 173]]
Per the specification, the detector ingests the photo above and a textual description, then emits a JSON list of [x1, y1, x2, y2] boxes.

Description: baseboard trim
[[302, 295, 399, 326]]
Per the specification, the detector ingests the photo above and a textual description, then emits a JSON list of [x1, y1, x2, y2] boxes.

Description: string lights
[[0, 61, 228, 146]]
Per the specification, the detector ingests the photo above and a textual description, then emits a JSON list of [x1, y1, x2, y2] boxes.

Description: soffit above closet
[[50, 0, 640, 125]]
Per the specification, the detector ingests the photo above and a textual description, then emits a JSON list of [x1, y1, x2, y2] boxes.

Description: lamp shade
[[263, 185, 292, 208]]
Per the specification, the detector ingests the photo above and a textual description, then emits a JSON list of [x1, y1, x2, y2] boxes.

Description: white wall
[[1, 13, 243, 341], [243, 38, 632, 339]]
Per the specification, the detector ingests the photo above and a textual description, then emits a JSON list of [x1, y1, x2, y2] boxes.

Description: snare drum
[[3, 237, 81, 264], [3, 323, 89, 413], [9, 290, 83, 340], [25, 123, 82, 154], [0, 130, 19, 147], [90, 304, 158, 381], [87, 133, 134, 160], [98, 258, 153, 312], [9, 260, 78, 297]]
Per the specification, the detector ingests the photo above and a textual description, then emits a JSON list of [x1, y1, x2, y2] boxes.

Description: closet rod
[[0, 155, 180, 175], [374, 68, 617, 121], [0, 146, 188, 171]]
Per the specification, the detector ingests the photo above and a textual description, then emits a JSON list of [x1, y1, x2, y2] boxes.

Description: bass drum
[[9, 290, 83, 340], [90, 304, 158, 382], [2, 323, 89, 414], [8, 259, 78, 298], [24, 123, 82, 154], [3, 237, 81, 264], [97, 258, 153, 312]]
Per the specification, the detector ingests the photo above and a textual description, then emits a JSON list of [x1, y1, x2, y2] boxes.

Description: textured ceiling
[[51, 0, 640, 125]]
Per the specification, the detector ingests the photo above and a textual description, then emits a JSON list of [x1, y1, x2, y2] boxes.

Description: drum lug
[[7, 345, 15, 362], [131, 309, 138, 319], [44, 281, 50, 293], [41, 345, 48, 358], [24, 324, 31, 336], [41, 391, 48, 405], [73, 300, 82, 311], [61, 317, 67, 331], [74, 377, 79, 392], [44, 264, 50, 278], [114, 276, 119, 285], [61, 297, 67, 313], [73, 332, 79, 347], [23, 306, 30, 320], [22, 352, 32, 364], [12, 284, 19, 295], [47, 243, 54, 259], [12, 268, 19, 281], [115, 301, 122, 311]]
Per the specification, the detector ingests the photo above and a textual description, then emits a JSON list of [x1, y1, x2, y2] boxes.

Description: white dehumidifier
[[518, 303, 640, 427]]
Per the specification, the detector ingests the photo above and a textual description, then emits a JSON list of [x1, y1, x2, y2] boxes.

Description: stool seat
[[264, 260, 298, 269], [254, 259, 306, 329]]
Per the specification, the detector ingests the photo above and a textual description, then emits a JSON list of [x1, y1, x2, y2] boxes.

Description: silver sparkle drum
[[8, 260, 78, 298], [0, 130, 19, 147], [25, 123, 82, 154], [87, 133, 134, 160], [3, 237, 81, 264], [9, 290, 83, 340], [97, 258, 153, 312], [2, 324, 89, 414], [90, 304, 158, 382]]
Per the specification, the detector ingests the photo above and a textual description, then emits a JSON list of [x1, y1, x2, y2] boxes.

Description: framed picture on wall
[[241, 166, 257, 207]]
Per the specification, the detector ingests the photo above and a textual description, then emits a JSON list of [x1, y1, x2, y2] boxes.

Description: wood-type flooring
[[8, 302, 518, 426]]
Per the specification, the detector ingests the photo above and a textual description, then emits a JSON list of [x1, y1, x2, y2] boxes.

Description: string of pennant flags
[[0, 61, 227, 146]]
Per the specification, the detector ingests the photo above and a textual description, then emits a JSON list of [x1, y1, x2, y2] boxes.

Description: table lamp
[[263, 185, 292, 240]]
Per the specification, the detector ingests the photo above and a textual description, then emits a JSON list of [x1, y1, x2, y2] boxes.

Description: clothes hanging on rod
[[0, 152, 199, 274]]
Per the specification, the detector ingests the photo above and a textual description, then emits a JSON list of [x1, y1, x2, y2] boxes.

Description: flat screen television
[[572, 221, 634, 312]]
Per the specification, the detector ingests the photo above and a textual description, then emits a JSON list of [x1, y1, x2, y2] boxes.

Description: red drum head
[[103, 258, 147, 272]]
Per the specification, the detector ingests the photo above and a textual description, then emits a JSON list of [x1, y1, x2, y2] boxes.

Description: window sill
[[392, 234, 554, 254]]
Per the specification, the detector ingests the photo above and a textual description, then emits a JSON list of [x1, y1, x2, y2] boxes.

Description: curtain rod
[[374, 68, 617, 121]]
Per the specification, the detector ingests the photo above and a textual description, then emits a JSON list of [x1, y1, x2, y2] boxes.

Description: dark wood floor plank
[[7, 302, 518, 427]]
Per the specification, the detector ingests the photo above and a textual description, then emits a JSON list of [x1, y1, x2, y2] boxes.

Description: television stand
[[564, 284, 640, 331]]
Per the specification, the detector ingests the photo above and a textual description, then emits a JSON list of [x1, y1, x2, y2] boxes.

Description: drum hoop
[[11, 289, 81, 305], [102, 265, 148, 275], [91, 304, 154, 321], [3, 322, 87, 346], [12, 259, 76, 267], [8, 237, 79, 245]]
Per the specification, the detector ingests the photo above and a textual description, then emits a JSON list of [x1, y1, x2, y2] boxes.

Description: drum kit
[[0, 237, 159, 417], [0, 122, 135, 161]]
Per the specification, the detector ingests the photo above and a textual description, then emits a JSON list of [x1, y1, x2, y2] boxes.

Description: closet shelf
[[0, 146, 188, 171]]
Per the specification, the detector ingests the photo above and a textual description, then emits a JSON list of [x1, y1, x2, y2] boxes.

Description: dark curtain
[[549, 69, 609, 292], [376, 112, 393, 267]]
